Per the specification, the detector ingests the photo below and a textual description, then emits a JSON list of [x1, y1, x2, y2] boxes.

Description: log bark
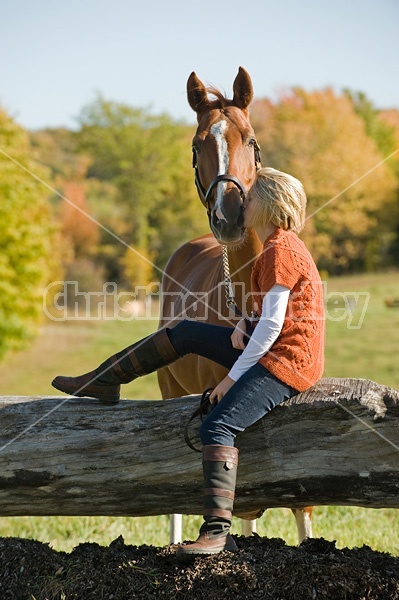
[[0, 378, 398, 517]]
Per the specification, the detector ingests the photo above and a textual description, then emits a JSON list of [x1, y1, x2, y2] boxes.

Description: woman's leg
[[52, 320, 241, 403], [177, 364, 297, 557], [176, 443, 239, 557], [167, 320, 241, 370], [52, 327, 180, 403], [200, 363, 297, 446]]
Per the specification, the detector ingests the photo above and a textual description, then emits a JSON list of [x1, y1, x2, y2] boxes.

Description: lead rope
[[222, 245, 242, 317]]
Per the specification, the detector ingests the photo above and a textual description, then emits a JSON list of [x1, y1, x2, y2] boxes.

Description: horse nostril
[[212, 210, 221, 227], [211, 206, 244, 234], [212, 212, 221, 228]]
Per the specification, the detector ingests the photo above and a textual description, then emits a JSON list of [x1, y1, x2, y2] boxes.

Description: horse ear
[[232, 67, 253, 110], [187, 72, 210, 114]]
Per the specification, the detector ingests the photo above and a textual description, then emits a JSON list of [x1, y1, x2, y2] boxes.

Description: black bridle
[[191, 137, 262, 319], [192, 139, 262, 220]]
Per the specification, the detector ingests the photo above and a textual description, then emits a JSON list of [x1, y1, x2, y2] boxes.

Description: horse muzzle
[[210, 202, 245, 244], [206, 174, 247, 244]]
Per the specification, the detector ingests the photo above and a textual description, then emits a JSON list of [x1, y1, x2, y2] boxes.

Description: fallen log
[[0, 377, 398, 517]]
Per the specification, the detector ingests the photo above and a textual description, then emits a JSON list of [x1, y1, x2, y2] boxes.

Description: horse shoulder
[[161, 234, 222, 293]]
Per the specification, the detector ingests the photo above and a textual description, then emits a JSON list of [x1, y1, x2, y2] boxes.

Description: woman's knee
[[167, 320, 191, 353], [169, 319, 189, 336], [199, 417, 233, 447]]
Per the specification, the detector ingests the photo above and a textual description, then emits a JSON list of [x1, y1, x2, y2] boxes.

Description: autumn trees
[[75, 97, 207, 288], [251, 88, 398, 274], [0, 86, 398, 359], [33, 90, 399, 290], [30, 98, 208, 295], [0, 110, 57, 357]]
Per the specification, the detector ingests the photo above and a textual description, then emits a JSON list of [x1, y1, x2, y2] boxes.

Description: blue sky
[[1, 0, 398, 130]]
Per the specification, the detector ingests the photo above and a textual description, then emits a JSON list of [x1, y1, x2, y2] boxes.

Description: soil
[[0, 534, 398, 600]]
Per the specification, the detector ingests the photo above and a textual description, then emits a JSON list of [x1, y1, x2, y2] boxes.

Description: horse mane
[[205, 85, 234, 109]]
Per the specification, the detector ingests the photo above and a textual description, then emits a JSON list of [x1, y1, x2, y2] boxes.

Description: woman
[[52, 167, 325, 557]]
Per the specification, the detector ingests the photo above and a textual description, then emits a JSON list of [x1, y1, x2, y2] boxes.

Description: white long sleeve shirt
[[228, 284, 290, 382]]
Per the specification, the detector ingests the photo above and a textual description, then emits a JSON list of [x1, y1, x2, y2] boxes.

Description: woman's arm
[[228, 284, 290, 382]]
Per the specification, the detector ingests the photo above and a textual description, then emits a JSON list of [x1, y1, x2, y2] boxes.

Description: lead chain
[[222, 245, 259, 321], [222, 245, 238, 312]]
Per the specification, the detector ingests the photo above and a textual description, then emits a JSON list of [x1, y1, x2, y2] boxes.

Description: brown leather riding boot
[[176, 445, 239, 558], [51, 328, 180, 404]]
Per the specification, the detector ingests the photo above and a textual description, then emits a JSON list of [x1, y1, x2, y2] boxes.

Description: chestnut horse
[[158, 67, 313, 543]]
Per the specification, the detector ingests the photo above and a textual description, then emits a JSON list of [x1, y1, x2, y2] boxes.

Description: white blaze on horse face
[[210, 120, 229, 222]]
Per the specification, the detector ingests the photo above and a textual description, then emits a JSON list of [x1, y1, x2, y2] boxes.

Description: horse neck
[[226, 228, 263, 316]]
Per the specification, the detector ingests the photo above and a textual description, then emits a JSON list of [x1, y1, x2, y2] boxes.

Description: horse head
[[187, 67, 261, 245]]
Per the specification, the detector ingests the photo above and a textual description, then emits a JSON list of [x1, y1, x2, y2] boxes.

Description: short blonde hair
[[250, 167, 307, 233]]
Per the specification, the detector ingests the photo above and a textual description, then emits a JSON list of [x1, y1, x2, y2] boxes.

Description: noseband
[[205, 173, 247, 203], [192, 138, 262, 316], [192, 140, 261, 219]]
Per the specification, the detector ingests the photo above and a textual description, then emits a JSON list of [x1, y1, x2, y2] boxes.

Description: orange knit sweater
[[251, 228, 325, 392]]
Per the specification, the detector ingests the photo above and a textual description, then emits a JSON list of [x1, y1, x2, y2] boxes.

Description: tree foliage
[[0, 108, 57, 358], [76, 96, 207, 287], [3, 85, 398, 365], [58, 180, 100, 257], [251, 89, 397, 273], [344, 90, 398, 159]]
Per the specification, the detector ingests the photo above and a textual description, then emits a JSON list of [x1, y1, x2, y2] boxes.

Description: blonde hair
[[250, 167, 307, 233]]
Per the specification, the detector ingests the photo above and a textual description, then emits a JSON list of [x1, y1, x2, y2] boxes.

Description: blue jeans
[[168, 320, 298, 447]]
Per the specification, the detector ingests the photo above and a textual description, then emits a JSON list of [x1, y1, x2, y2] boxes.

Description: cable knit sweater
[[251, 228, 325, 392]]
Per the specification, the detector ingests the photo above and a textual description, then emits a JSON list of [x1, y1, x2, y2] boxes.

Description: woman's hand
[[209, 376, 235, 404], [230, 318, 247, 350]]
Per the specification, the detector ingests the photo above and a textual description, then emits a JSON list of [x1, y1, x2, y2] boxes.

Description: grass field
[[0, 271, 398, 554]]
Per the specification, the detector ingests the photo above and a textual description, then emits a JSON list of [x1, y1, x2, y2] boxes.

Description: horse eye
[[247, 138, 256, 147], [192, 143, 200, 154]]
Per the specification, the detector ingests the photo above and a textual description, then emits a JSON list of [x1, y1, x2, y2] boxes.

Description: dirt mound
[[0, 535, 398, 599]]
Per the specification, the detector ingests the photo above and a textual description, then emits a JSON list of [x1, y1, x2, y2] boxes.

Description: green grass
[[0, 271, 398, 554], [323, 271, 399, 388], [1, 508, 398, 554]]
